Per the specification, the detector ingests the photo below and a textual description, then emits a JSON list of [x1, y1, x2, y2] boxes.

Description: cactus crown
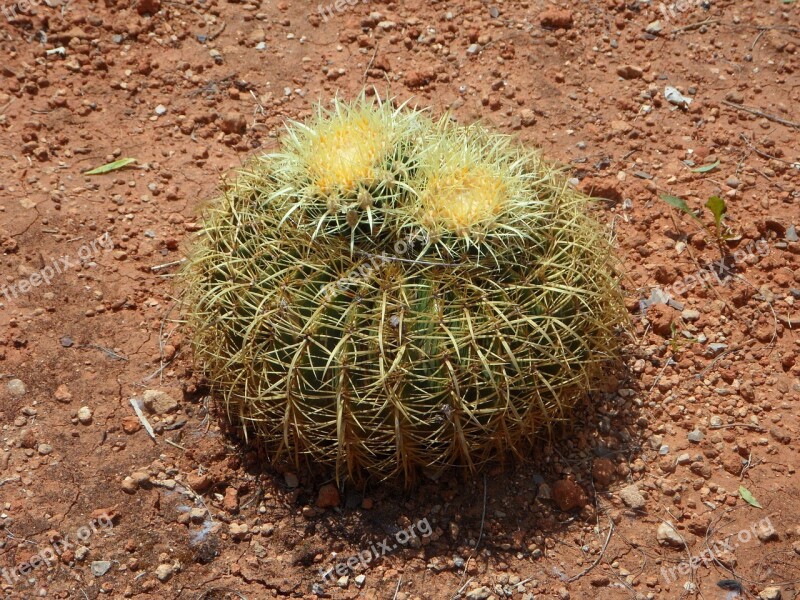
[[182, 94, 627, 483], [302, 107, 392, 194], [415, 125, 515, 233]]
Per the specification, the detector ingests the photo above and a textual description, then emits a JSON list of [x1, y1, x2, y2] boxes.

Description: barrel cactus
[[182, 96, 626, 482]]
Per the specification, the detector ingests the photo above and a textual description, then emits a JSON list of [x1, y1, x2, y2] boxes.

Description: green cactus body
[[183, 96, 627, 482]]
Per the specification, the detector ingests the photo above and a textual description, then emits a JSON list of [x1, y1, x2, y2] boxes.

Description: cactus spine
[[182, 95, 627, 482]]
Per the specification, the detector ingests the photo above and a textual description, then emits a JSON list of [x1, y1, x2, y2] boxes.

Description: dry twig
[[722, 100, 800, 130], [208, 21, 226, 41], [673, 17, 719, 33], [566, 516, 615, 582]]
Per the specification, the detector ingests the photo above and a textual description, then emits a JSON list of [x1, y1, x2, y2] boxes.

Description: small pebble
[[131, 471, 151, 486], [121, 477, 137, 494], [229, 522, 249, 540], [91, 561, 112, 577], [189, 508, 206, 523], [466, 587, 492, 600], [54, 384, 72, 403], [155, 563, 174, 582], [37, 444, 53, 456], [645, 20, 663, 34], [7, 379, 27, 397], [681, 308, 700, 322], [657, 521, 685, 547], [688, 429, 704, 443], [77, 406, 93, 425], [707, 343, 728, 356], [619, 484, 646, 510], [758, 587, 781, 600]]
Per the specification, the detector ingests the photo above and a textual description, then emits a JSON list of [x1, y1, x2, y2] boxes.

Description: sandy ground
[[1, 0, 799, 598]]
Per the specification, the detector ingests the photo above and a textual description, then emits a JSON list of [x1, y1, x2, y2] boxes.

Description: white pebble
[[77, 406, 93, 425]]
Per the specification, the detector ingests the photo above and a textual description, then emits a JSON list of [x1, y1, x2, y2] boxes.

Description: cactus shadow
[[210, 358, 647, 594]]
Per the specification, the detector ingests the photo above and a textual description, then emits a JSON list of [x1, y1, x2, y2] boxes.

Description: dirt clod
[[552, 479, 587, 511], [316, 483, 341, 508], [137, 0, 161, 15], [592, 458, 616, 487], [539, 9, 573, 29]]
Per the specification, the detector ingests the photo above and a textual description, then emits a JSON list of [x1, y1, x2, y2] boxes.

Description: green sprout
[[660, 193, 737, 262]]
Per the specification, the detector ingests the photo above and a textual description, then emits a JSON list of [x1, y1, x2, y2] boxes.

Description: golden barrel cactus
[[182, 96, 626, 482]]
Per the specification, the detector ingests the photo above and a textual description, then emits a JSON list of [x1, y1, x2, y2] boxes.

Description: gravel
[[618, 484, 646, 510], [657, 522, 686, 547], [77, 406, 93, 425], [466, 587, 492, 600], [688, 429, 705, 443], [91, 561, 112, 577], [7, 379, 26, 397]]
